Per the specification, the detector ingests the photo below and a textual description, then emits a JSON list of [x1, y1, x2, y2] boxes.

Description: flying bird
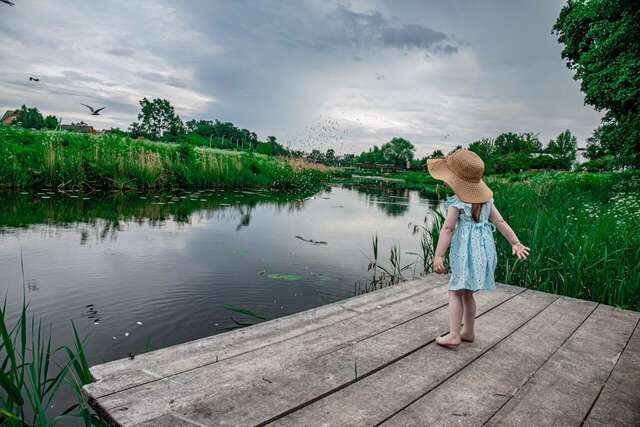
[[1, 0, 15, 6], [28, 76, 39, 81], [81, 103, 106, 115]]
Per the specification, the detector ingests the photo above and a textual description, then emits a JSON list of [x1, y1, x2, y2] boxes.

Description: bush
[[578, 155, 618, 172]]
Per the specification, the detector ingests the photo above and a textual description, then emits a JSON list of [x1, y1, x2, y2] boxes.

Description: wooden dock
[[84, 275, 640, 426]]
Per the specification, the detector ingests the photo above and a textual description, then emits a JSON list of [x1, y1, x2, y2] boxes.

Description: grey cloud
[[326, 6, 459, 54], [61, 70, 104, 83], [108, 47, 136, 57], [137, 72, 188, 89], [0, 0, 602, 156], [379, 24, 448, 50]]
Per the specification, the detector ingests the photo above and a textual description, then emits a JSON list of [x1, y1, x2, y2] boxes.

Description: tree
[[43, 115, 59, 130], [308, 149, 325, 163], [129, 98, 184, 141], [427, 149, 444, 159], [547, 129, 577, 168], [468, 138, 495, 162], [15, 105, 44, 129], [325, 148, 336, 165], [494, 132, 541, 155], [448, 145, 463, 155], [553, 0, 640, 166], [381, 137, 415, 167]]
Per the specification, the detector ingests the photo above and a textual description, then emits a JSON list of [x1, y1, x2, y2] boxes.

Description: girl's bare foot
[[435, 333, 461, 348], [460, 328, 475, 342], [460, 332, 475, 342]]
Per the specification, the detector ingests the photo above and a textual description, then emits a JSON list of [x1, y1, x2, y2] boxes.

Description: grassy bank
[[486, 171, 640, 310], [362, 170, 640, 310], [0, 126, 327, 191]]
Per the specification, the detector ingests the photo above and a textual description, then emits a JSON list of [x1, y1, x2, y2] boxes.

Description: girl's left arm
[[434, 206, 459, 273], [490, 204, 530, 260]]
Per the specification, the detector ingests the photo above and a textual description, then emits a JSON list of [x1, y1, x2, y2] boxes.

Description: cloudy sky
[[0, 0, 601, 156]]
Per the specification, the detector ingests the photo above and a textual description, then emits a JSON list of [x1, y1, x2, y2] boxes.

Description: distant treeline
[[315, 130, 589, 174], [5, 99, 299, 158]]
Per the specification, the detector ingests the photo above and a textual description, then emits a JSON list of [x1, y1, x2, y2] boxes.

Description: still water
[[0, 185, 436, 367]]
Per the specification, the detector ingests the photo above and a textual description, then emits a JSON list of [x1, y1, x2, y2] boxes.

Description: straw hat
[[426, 149, 493, 203]]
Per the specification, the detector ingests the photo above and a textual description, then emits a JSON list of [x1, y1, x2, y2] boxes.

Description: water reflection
[[0, 186, 436, 378], [0, 189, 311, 242]]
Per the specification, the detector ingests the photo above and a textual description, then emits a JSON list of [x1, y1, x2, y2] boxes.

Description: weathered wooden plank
[[271, 289, 557, 427], [86, 278, 477, 425], [383, 296, 597, 426], [484, 304, 639, 427], [133, 284, 522, 426], [86, 275, 448, 398], [582, 319, 640, 427]]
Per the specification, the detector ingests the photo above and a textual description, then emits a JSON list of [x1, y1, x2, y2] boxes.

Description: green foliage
[[381, 137, 415, 167], [578, 154, 618, 171], [355, 138, 416, 168], [547, 129, 577, 168], [486, 171, 640, 309], [324, 148, 336, 165], [183, 120, 289, 154], [43, 116, 59, 130], [553, 0, 640, 166], [494, 132, 542, 155], [15, 105, 44, 130], [468, 138, 494, 162], [129, 98, 185, 141], [0, 294, 102, 425], [425, 149, 444, 159], [464, 132, 573, 173], [0, 126, 328, 192]]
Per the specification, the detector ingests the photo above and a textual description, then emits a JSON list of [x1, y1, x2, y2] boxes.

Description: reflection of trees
[[343, 184, 412, 217], [0, 190, 316, 243]]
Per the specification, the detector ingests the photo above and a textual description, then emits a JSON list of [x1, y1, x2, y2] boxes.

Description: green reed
[[0, 256, 103, 426], [0, 303, 104, 426], [361, 171, 639, 310], [486, 171, 640, 310], [0, 126, 327, 192]]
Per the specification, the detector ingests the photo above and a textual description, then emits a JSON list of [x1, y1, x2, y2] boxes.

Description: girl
[[426, 149, 529, 348]]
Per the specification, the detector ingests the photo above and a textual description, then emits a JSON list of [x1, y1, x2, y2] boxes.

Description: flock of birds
[[5, 0, 458, 148]]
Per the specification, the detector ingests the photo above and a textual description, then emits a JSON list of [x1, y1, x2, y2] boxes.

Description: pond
[[0, 185, 437, 370]]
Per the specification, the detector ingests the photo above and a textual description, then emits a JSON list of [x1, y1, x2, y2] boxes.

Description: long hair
[[472, 203, 482, 223]]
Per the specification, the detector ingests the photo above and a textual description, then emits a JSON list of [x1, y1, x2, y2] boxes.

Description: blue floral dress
[[445, 195, 497, 291]]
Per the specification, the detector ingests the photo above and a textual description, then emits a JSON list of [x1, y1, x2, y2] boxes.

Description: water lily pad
[[267, 273, 303, 281]]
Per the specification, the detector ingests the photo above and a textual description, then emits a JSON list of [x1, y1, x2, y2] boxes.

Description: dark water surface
[[0, 185, 436, 368]]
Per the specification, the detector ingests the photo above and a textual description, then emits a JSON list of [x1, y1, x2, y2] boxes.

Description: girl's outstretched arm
[[434, 206, 460, 273], [489, 204, 530, 260]]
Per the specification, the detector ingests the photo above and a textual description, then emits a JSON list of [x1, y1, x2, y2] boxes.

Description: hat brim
[[427, 158, 493, 203]]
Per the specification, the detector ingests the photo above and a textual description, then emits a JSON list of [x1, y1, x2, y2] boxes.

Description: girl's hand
[[434, 255, 446, 274], [512, 242, 530, 260]]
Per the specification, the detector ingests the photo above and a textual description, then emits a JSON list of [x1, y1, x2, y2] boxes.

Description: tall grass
[[361, 171, 639, 310], [0, 303, 102, 426], [0, 126, 327, 192], [486, 171, 640, 310], [0, 257, 102, 426]]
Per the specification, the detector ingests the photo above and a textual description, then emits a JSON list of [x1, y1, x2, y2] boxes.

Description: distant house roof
[[61, 121, 96, 133], [1, 109, 18, 124]]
